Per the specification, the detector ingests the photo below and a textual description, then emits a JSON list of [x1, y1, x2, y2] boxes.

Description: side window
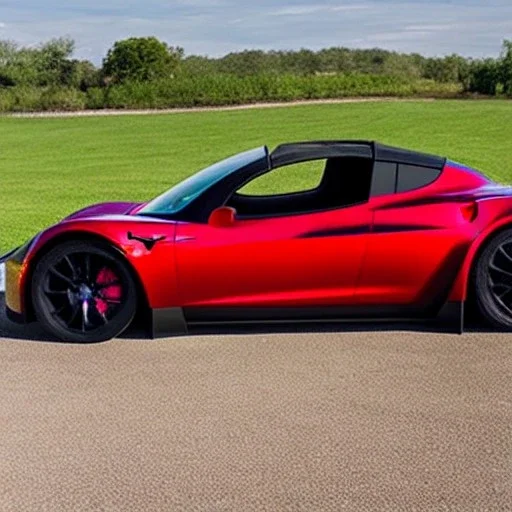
[[370, 162, 397, 197], [227, 157, 374, 218], [237, 160, 324, 196], [371, 161, 442, 197], [396, 164, 441, 193]]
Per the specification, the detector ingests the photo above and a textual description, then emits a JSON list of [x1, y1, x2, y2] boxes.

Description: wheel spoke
[[495, 285, 512, 299], [68, 303, 80, 326], [51, 304, 66, 317], [81, 300, 90, 332], [489, 262, 512, 279], [499, 246, 512, 265], [49, 266, 74, 286], [44, 288, 68, 296], [84, 254, 91, 282], [63, 256, 77, 280]]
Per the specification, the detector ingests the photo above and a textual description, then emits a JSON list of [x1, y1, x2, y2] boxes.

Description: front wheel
[[473, 228, 512, 331], [32, 240, 137, 343]]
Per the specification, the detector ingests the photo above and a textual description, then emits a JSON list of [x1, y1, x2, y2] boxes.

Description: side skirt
[[185, 304, 426, 323], [148, 302, 465, 337], [149, 307, 188, 338]]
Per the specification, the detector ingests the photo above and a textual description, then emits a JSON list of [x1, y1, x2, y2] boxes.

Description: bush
[[85, 87, 105, 109], [466, 60, 500, 95], [0, 86, 86, 112], [0, 87, 43, 111], [38, 87, 86, 111], [0, 73, 461, 112], [97, 73, 461, 109]]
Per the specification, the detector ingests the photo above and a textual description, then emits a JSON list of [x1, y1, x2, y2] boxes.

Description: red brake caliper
[[95, 268, 122, 316]]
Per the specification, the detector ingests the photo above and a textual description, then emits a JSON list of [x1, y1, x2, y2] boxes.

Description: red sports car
[[2, 141, 512, 342]]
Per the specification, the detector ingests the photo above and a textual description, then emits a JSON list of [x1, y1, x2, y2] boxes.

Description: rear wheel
[[32, 240, 137, 343], [474, 228, 512, 331]]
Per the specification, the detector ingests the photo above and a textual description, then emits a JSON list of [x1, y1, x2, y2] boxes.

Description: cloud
[[405, 23, 458, 32], [0, 22, 6, 28], [270, 6, 328, 16], [270, 4, 370, 16]]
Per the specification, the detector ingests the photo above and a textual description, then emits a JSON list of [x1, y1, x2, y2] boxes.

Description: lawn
[[1, 99, 511, 253]]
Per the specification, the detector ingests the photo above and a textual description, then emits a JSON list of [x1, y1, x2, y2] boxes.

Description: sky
[[0, 0, 511, 64]]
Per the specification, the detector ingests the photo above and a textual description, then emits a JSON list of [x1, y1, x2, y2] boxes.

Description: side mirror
[[208, 206, 237, 227]]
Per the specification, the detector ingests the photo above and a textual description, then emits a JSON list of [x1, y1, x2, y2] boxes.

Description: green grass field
[[1, 99, 511, 253]]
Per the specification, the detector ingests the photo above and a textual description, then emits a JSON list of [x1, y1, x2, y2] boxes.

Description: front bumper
[[2, 240, 36, 323], [5, 258, 24, 317]]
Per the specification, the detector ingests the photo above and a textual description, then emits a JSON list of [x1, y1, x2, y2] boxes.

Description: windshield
[[138, 147, 267, 215]]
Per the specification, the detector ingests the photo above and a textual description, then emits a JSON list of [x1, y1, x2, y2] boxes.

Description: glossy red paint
[[449, 211, 512, 302], [17, 216, 179, 314], [7, 159, 512, 328], [175, 203, 372, 307], [358, 162, 491, 306]]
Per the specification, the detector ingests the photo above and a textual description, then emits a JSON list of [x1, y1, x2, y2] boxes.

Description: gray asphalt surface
[[1, 295, 511, 511]]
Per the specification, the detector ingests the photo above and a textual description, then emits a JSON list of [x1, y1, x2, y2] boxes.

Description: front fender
[[13, 217, 178, 318]]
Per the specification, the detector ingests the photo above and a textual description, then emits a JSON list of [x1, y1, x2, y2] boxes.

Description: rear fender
[[449, 215, 512, 302]]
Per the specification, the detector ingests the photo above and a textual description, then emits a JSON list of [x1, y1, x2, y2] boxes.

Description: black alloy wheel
[[32, 240, 137, 343], [474, 228, 512, 331]]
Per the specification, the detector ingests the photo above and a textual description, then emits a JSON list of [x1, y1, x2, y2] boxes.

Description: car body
[[2, 140, 512, 342]]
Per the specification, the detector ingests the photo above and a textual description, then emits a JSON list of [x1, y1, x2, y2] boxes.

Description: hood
[[63, 202, 142, 221]]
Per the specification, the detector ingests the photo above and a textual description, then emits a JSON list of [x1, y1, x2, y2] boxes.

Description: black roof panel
[[270, 140, 446, 170], [374, 143, 446, 169], [271, 141, 373, 167]]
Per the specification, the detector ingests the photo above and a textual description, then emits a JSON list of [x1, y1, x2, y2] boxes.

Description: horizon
[[1, 1, 511, 65]]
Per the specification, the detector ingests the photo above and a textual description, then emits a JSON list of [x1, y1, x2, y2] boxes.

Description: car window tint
[[396, 164, 441, 193], [370, 161, 397, 197]]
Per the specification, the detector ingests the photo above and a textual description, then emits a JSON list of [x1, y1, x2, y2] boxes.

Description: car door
[[174, 203, 372, 309]]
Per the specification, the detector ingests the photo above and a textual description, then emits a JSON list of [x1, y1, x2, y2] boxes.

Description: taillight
[[461, 201, 478, 222]]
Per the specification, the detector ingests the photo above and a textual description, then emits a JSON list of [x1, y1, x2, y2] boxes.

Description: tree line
[[0, 36, 510, 111]]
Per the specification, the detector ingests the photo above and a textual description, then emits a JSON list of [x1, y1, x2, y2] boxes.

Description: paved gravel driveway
[[0, 296, 511, 511]]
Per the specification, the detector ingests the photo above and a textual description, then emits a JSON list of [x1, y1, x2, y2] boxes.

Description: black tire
[[32, 240, 137, 343], [473, 228, 512, 331]]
